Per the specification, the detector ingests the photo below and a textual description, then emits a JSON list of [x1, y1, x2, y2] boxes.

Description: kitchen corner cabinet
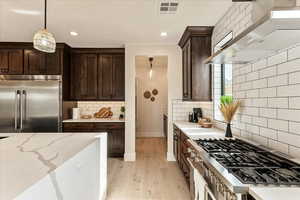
[[179, 26, 213, 101], [70, 49, 125, 101], [63, 122, 125, 157]]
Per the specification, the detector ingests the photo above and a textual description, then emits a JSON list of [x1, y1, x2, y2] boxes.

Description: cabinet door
[[108, 128, 125, 157], [78, 54, 98, 100], [24, 49, 46, 75], [182, 40, 192, 100], [0, 50, 23, 74], [98, 55, 113, 100], [46, 50, 61, 75], [191, 37, 212, 101], [112, 54, 125, 100]]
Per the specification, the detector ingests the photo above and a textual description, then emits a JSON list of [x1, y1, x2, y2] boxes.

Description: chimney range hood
[[205, 0, 300, 64]]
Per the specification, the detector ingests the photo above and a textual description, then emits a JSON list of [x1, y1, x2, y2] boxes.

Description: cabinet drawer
[[94, 122, 124, 130], [63, 123, 96, 132]]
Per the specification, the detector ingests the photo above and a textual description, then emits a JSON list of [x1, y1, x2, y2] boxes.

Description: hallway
[[107, 138, 190, 200]]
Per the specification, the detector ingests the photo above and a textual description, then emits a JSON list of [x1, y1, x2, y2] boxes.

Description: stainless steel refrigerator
[[0, 75, 62, 133]]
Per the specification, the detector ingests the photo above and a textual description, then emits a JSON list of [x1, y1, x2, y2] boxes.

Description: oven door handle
[[205, 185, 217, 200]]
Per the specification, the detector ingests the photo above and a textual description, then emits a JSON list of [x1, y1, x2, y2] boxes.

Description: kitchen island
[[0, 132, 107, 200]]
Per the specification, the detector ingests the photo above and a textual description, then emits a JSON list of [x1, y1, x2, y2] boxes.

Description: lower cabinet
[[63, 122, 125, 157], [173, 124, 191, 188]]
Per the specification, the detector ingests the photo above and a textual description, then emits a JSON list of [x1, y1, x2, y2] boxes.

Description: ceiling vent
[[159, 0, 179, 14]]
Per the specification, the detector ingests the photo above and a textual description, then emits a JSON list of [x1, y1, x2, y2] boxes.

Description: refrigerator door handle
[[15, 90, 21, 130], [20, 90, 26, 131]]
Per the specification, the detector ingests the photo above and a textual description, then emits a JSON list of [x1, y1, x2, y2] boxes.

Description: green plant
[[220, 95, 233, 105], [120, 106, 125, 113]]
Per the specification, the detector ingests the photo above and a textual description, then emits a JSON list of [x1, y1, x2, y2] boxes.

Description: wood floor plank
[[106, 138, 191, 200]]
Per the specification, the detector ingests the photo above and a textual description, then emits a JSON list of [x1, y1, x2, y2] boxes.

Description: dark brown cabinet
[[70, 49, 125, 101], [179, 26, 213, 101], [71, 53, 98, 100], [173, 124, 191, 188], [0, 49, 23, 74], [63, 122, 125, 157], [24, 49, 63, 75]]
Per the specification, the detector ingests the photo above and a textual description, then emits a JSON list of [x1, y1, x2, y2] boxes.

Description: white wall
[[213, 2, 300, 158], [125, 44, 182, 161], [136, 56, 168, 138]]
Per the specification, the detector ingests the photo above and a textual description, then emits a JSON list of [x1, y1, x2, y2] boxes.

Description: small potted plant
[[219, 96, 240, 138], [119, 106, 125, 120]]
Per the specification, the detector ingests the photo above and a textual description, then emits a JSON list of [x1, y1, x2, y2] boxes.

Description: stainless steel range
[[187, 138, 300, 200]]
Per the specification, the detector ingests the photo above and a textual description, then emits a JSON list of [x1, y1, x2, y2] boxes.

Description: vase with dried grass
[[219, 96, 240, 138]]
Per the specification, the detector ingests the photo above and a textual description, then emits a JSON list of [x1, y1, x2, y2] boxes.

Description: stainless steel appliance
[[187, 138, 300, 200], [0, 75, 62, 133]]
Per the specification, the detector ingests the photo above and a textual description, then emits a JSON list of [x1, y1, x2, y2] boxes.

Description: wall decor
[[144, 91, 151, 99], [151, 97, 155, 102], [152, 89, 158, 96]]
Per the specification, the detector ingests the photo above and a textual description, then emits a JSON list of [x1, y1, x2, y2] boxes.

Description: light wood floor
[[107, 138, 191, 200]]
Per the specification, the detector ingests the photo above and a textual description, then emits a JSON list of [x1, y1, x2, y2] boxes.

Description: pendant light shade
[[33, 29, 56, 53], [33, 0, 56, 53]]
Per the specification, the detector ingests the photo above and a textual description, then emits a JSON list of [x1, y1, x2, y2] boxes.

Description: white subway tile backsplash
[[259, 66, 277, 78], [259, 88, 277, 98], [289, 121, 300, 135], [260, 108, 277, 118], [277, 84, 300, 97], [289, 97, 300, 109], [277, 59, 300, 74], [288, 45, 300, 61], [289, 71, 300, 84], [268, 74, 288, 87], [252, 117, 268, 127], [268, 98, 289, 109], [260, 127, 277, 139], [267, 51, 287, 66], [253, 59, 267, 71], [268, 119, 289, 132], [278, 109, 300, 122], [213, 2, 300, 158], [246, 71, 259, 81]]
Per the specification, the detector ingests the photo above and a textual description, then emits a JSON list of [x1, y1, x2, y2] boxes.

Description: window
[[213, 32, 233, 121], [221, 64, 233, 96]]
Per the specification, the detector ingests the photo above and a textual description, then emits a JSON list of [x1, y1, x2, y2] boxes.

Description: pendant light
[[149, 57, 154, 80], [33, 0, 56, 53]]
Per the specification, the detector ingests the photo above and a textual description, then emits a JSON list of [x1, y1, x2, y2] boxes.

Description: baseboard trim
[[167, 151, 176, 161], [124, 152, 136, 161]]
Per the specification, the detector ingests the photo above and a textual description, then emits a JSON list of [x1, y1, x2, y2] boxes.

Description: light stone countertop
[[249, 187, 300, 200], [63, 118, 125, 123], [173, 121, 225, 140], [0, 132, 106, 200]]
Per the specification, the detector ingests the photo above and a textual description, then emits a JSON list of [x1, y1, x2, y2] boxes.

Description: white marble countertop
[[63, 118, 125, 123], [249, 187, 300, 200], [0, 132, 106, 200]]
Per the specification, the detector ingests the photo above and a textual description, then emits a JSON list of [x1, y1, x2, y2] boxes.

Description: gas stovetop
[[194, 138, 300, 185]]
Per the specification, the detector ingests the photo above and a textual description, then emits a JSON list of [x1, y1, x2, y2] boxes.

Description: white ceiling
[[0, 0, 232, 47]]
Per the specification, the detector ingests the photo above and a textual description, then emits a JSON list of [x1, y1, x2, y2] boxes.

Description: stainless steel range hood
[[205, 0, 300, 64]]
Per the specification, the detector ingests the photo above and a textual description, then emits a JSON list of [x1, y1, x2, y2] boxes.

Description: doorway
[[135, 56, 168, 140]]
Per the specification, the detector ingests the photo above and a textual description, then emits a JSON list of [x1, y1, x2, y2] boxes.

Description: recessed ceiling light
[[12, 9, 41, 15], [161, 32, 167, 37], [70, 31, 78, 36]]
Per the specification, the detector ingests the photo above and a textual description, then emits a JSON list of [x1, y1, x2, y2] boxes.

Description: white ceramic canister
[[72, 108, 81, 120]]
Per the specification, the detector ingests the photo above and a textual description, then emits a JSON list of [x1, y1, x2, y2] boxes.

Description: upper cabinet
[[179, 26, 213, 101], [0, 49, 23, 74], [0, 43, 70, 76], [70, 49, 125, 101]]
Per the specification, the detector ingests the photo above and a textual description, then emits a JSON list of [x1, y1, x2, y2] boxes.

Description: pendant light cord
[[44, 0, 47, 29]]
